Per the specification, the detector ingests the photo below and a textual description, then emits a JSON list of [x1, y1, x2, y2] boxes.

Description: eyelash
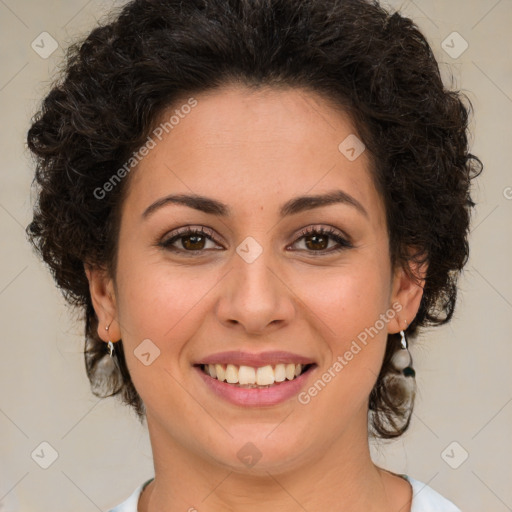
[[159, 225, 353, 255]]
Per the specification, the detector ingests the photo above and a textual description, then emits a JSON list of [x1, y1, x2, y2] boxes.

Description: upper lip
[[194, 351, 316, 367]]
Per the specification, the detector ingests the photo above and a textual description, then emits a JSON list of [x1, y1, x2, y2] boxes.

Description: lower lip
[[194, 365, 317, 407]]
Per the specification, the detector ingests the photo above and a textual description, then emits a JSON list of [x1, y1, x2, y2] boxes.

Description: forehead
[[121, 85, 385, 228]]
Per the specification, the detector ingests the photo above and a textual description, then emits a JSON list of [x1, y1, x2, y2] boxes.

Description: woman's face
[[90, 85, 422, 473]]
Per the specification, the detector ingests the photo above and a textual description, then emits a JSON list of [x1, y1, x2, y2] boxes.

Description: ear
[[387, 252, 428, 334], [84, 263, 121, 343]]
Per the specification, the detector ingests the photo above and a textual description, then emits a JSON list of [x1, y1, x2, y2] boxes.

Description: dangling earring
[[89, 320, 120, 394], [106, 321, 115, 358], [391, 322, 415, 378]]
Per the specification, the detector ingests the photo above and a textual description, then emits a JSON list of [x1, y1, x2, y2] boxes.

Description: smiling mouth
[[195, 363, 316, 388]]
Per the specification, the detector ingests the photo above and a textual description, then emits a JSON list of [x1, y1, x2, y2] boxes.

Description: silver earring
[[106, 322, 115, 358], [391, 328, 415, 378]]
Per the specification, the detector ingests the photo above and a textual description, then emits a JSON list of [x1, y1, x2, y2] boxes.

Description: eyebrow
[[142, 190, 368, 219]]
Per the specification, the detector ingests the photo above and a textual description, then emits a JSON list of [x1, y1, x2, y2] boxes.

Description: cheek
[[294, 256, 391, 340], [113, 249, 227, 402], [295, 257, 391, 394], [115, 260, 216, 342], [113, 260, 216, 408]]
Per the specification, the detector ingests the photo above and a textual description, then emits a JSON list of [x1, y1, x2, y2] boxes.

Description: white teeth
[[225, 364, 238, 383], [238, 365, 256, 385], [203, 363, 307, 385], [256, 365, 275, 385], [215, 364, 226, 382], [274, 364, 286, 382], [285, 363, 296, 380]]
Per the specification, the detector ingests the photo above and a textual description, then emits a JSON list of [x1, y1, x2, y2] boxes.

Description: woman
[[26, 0, 482, 510]]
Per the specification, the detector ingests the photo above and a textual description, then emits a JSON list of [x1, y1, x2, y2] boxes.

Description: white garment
[[108, 474, 461, 512]]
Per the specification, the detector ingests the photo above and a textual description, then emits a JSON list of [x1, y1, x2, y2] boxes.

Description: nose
[[215, 246, 296, 335]]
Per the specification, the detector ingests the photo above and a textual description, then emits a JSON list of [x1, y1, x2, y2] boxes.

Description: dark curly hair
[[26, 0, 482, 438]]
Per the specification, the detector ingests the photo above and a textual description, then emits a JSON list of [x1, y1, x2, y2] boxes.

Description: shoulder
[[404, 475, 462, 512], [107, 478, 153, 512]]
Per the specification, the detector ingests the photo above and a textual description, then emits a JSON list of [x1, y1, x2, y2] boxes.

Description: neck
[[139, 409, 409, 512]]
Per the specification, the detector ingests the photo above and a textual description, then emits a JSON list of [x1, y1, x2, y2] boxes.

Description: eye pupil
[[305, 234, 328, 251], [183, 235, 205, 250]]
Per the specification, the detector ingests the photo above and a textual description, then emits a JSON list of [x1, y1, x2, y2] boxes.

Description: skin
[[86, 84, 426, 512]]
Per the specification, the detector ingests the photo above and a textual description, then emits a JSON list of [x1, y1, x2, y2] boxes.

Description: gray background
[[1, 0, 511, 510]]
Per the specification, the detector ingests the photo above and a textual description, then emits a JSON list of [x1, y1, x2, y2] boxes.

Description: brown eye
[[159, 225, 352, 256], [181, 233, 207, 250], [291, 226, 352, 254], [304, 232, 329, 251], [161, 227, 221, 253]]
